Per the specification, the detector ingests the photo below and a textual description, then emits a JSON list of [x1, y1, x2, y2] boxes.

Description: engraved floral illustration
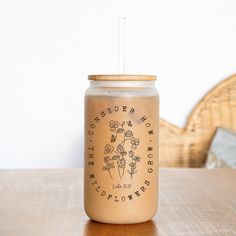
[[102, 120, 141, 180]]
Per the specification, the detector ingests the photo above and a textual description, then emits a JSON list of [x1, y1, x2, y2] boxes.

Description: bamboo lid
[[88, 75, 156, 81]]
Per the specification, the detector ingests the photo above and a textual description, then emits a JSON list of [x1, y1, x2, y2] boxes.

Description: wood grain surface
[[0, 169, 235, 236]]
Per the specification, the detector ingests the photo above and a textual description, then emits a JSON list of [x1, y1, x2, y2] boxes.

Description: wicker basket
[[159, 74, 236, 167]]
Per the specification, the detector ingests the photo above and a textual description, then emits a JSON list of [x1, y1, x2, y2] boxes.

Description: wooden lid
[[88, 74, 156, 81]]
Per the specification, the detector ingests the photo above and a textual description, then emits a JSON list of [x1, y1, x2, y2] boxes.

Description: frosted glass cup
[[84, 75, 159, 224]]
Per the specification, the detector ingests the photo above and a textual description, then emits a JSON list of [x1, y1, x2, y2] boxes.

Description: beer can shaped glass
[[84, 75, 159, 224]]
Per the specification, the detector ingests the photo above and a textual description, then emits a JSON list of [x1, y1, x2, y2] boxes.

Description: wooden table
[[0, 169, 236, 236]]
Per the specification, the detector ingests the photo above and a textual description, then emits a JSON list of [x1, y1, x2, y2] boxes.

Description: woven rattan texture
[[159, 74, 236, 167]]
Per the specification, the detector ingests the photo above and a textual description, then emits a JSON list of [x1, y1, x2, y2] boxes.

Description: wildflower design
[[102, 120, 141, 180]]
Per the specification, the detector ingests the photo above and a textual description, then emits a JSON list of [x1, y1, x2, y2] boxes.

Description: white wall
[[0, 0, 236, 168]]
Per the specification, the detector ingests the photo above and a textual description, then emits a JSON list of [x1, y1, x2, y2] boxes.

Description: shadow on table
[[82, 219, 158, 236]]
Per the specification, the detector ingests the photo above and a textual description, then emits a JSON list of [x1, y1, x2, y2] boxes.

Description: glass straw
[[117, 17, 126, 74]]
